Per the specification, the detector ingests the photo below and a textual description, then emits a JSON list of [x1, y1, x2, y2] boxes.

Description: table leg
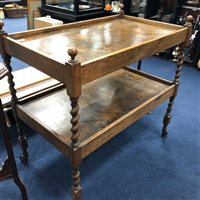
[[71, 166, 82, 200], [162, 45, 184, 137], [4, 54, 28, 163], [69, 96, 82, 199]]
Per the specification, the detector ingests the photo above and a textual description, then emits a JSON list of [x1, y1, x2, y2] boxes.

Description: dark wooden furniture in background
[[124, 0, 185, 23], [0, 9, 191, 200], [180, 1, 200, 67], [182, 1, 200, 19], [40, 0, 109, 22], [0, 63, 28, 200], [127, 0, 200, 66], [0, 0, 27, 7]]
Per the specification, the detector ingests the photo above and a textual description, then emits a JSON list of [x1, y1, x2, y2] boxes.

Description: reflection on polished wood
[[0, 13, 191, 200], [17, 68, 175, 157], [4, 15, 188, 86]]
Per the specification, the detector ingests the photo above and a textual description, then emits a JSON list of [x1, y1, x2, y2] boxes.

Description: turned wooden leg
[[162, 16, 193, 137], [162, 96, 175, 137], [69, 97, 82, 200], [69, 95, 82, 200], [70, 97, 80, 149], [67, 48, 82, 199], [71, 166, 82, 200], [162, 45, 184, 137], [4, 55, 28, 163]]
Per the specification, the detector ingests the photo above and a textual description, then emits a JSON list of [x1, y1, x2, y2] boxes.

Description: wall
[[27, 0, 42, 29]]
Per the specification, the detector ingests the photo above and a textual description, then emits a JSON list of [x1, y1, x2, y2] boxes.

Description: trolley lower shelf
[[16, 67, 175, 159]]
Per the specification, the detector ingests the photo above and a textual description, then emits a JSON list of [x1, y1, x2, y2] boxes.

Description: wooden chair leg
[[0, 98, 28, 200], [13, 175, 28, 200]]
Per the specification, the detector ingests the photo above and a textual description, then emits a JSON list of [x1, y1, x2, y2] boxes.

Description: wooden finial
[[186, 15, 194, 24], [68, 48, 78, 63]]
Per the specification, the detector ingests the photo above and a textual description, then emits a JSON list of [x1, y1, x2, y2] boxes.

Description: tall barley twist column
[[162, 45, 184, 137], [0, 21, 28, 163], [67, 48, 82, 200], [68, 48, 80, 149], [5, 55, 28, 162], [162, 15, 193, 137], [71, 166, 81, 199], [70, 96, 80, 148]]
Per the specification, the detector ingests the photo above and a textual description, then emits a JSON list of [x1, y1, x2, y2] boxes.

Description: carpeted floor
[[0, 18, 200, 200], [0, 56, 199, 200], [2, 17, 27, 33]]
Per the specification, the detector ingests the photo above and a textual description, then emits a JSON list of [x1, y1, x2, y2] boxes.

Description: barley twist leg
[[162, 45, 184, 137], [4, 55, 28, 162]]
